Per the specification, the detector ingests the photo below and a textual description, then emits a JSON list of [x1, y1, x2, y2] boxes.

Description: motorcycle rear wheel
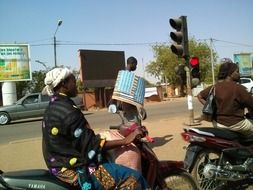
[[163, 171, 198, 190], [191, 150, 228, 190]]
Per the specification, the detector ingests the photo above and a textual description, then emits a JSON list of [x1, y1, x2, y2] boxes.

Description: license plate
[[184, 145, 202, 170]]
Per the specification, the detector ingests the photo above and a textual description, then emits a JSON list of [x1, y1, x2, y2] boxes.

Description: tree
[[144, 78, 153, 87], [146, 43, 182, 86], [72, 69, 84, 92], [30, 71, 47, 92], [16, 80, 30, 99], [16, 70, 46, 99], [188, 38, 217, 83]]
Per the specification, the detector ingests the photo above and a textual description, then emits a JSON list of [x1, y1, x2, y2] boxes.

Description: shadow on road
[[149, 135, 173, 148]]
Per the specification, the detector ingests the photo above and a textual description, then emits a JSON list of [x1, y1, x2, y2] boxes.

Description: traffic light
[[169, 16, 189, 58], [190, 57, 200, 88]]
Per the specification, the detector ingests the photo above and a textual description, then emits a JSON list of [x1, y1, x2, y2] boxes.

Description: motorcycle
[[0, 105, 198, 190], [181, 127, 253, 190], [106, 104, 198, 190]]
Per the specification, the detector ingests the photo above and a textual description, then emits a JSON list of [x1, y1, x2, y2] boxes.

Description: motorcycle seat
[[191, 127, 253, 145], [2, 169, 75, 189], [238, 137, 253, 145], [191, 127, 240, 140], [3, 169, 49, 179]]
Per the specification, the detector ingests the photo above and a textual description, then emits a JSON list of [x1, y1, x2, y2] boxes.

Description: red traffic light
[[190, 57, 200, 87], [189, 57, 199, 67]]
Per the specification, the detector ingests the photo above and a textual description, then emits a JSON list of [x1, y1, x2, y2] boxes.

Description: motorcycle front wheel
[[191, 150, 228, 190], [163, 171, 198, 190]]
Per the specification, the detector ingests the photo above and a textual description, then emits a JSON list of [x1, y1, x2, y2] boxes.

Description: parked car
[[0, 93, 84, 125], [239, 77, 253, 94]]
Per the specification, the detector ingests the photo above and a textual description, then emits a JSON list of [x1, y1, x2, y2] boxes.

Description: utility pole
[[142, 57, 145, 79], [210, 38, 215, 85]]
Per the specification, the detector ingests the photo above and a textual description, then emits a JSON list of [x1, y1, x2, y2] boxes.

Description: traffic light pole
[[185, 60, 200, 126], [169, 15, 200, 125], [185, 64, 194, 125]]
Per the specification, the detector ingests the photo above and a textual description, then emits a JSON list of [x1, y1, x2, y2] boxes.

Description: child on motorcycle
[[121, 56, 143, 126], [197, 58, 253, 138]]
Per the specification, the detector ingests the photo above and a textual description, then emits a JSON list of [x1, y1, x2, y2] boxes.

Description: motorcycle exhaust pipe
[[203, 164, 246, 182]]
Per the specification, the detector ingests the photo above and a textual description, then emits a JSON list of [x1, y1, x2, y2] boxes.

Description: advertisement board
[[78, 49, 125, 87], [234, 53, 253, 77], [0, 44, 32, 81]]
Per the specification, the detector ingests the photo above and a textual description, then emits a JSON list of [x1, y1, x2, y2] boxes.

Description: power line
[[28, 38, 253, 48], [29, 41, 168, 47], [28, 38, 52, 43], [199, 38, 253, 47], [30, 43, 52, 47]]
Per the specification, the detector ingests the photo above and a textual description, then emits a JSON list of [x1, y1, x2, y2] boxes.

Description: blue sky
[[1, 0, 253, 82]]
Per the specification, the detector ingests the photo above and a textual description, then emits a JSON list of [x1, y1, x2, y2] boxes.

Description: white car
[[239, 77, 253, 93]]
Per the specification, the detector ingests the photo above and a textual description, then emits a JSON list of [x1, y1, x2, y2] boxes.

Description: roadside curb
[[8, 137, 42, 144]]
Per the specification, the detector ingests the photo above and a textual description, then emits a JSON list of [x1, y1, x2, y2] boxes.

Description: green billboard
[[0, 44, 31, 81], [234, 53, 253, 77]]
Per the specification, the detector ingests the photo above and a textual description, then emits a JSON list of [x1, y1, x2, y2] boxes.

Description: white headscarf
[[42, 67, 72, 96]]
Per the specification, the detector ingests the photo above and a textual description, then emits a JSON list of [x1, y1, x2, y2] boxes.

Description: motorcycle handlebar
[[109, 125, 120, 130], [137, 136, 154, 143], [109, 124, 154, 143]]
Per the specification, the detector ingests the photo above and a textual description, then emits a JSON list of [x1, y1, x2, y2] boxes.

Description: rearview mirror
[[138, 107, 147, 120], [108, 104, 117, 113]]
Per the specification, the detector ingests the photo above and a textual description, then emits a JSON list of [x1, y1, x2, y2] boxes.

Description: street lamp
[[35, 60, 49, 70], [53, 20, 63, 68]]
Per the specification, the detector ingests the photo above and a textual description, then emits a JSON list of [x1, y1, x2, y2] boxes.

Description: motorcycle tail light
[[181, 133, 206, 142], [181, 132, 191, 142], [190, 135, 206, 142]]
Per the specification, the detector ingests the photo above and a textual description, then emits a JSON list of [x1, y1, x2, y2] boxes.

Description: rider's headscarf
[[42, 67, 72, 96]]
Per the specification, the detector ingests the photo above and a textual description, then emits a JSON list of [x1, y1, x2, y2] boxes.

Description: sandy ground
[[0, 113, 213, 171], [1, 99, 252, 190]]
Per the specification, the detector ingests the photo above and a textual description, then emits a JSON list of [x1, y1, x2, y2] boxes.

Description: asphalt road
[[0, 97, 202, 144]]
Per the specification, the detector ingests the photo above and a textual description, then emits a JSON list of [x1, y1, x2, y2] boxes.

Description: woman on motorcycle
[[41, 67, 147, 190], [197, 58, 253, 138]]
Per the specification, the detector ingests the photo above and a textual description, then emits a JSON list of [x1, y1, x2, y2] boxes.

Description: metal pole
[[53, 20, 62, 68], [184, 60, 194, 125], [185, 58, 200, 126], [54, 36, 57, 67]]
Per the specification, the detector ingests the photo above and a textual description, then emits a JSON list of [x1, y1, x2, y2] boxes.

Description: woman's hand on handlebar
[[124, 129, 143, 145]]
